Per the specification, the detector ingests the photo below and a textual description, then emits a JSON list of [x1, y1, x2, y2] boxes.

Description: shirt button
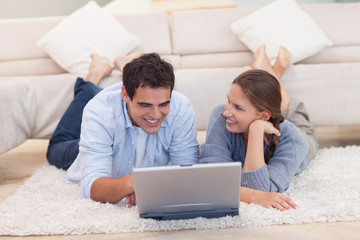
[[132, 142, 134, 145], [129, 161, 132, 164]]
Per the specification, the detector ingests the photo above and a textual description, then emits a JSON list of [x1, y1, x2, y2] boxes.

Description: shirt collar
[[123, 100, 134, 129]]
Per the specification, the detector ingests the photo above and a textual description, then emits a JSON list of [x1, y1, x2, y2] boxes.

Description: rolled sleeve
[[241, 165, 271, 191], [200, 105, 235, 163], [241, 121, 309, 193]]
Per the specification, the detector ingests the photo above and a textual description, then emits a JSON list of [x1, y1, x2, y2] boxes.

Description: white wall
[[233, 0, 356, 7], [0, 0, 112, 19], [1, 0, 358, 19]]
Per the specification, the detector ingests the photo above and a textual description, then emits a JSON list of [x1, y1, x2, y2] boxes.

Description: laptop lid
[[132, 162, 241, 220]]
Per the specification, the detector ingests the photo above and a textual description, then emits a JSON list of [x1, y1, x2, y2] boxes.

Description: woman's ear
[[121, 85, 130, 103], [261, 111, 271, 121]]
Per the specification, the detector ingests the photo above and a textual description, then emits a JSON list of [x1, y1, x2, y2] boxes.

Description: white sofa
[[1, 2, 360, 154]]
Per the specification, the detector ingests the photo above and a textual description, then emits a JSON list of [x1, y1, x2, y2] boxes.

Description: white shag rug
[[1, 146, 360, 236]]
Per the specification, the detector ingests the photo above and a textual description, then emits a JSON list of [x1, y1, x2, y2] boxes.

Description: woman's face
[[223, 84, 263, 133]]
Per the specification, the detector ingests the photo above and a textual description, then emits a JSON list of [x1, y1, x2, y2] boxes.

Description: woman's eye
[[235, 105, 242, 111]]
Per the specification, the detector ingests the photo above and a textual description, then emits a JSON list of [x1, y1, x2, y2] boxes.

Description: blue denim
[[46, 77, 101, 170]]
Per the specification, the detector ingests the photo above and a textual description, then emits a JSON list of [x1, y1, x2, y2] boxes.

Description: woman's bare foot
[[251, 45, 292, 111], [252, 45, 277, 78], [86, 53, 113, 86], [273, 46, 292, 79], [113, 51, 143, 72], [273, 46, 292, 110]]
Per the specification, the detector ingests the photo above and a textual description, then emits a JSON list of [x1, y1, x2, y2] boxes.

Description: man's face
[[122, 85, 171, 134]]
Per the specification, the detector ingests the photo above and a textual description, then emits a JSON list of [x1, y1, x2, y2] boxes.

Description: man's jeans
[[46, 78, 101, 170]]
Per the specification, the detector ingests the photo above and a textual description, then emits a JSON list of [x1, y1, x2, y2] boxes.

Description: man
[[47, 53, 199, 206]]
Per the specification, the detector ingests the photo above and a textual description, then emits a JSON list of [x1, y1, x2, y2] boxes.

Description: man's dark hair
[[122, 53, 175, 100]]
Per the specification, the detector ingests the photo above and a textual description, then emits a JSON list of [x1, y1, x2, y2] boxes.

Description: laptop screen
[[132, 162, 241, 220]]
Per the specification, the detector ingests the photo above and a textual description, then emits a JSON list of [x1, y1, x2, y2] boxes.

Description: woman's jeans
[[46, 78, 101, 170]]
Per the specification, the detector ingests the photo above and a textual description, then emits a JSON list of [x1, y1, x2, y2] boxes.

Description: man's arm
[[78, 90, 134, 202], [168, 92, 199, 164], [90, 175, 134, 203]]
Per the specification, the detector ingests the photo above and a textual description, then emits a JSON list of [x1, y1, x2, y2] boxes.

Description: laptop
[[132, 162, 241, 220]]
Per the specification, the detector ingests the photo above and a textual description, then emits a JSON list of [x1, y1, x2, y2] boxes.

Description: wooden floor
[[1, 126, 360, 239]]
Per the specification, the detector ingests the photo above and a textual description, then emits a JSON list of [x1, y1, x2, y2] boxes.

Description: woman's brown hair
[[233, 69, 284, 163]]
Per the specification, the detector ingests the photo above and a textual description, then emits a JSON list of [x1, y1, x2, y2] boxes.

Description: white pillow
[[230, 0, 333, 63], [37, 1, 141, 74]]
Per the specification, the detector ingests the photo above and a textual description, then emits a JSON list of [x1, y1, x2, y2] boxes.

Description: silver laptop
[[132, 162, 241, 220]]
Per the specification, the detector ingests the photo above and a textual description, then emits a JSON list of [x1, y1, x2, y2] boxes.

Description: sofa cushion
[[230, 0, 332, 63], [0, 74, 77, 154], [0, 17, 63, 61], [0, 12, 172, 62], [283, 62, 360, 126], [174, 67, 251, 131], [171, 8, 252, 55], [180, 52, 253, 69], [301, 3, 360, 47], [171, 3, 360, 66], [298, 46, 360, 64], [175, 62, 360, 131], [0, 58, 66, 77], [0, 78, 35, 153], [37, 1, 141, 74], [115, 12, 172, 55]]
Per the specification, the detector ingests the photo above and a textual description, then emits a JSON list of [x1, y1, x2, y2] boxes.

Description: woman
[[200, 45, 318, 211]]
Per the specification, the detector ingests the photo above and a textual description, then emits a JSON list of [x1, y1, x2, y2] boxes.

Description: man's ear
[[121, 85, 130, 103], [261, 111, 271, 121]]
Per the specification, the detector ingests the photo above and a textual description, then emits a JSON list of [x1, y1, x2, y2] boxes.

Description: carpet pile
[[1, 146, 359, 236]]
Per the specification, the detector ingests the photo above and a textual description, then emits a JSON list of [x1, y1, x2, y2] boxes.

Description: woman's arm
[[241, 120, 307, 193], [240, 187, 296, 211], [243, 120, 280, 171], [199, 105, 236, 163]]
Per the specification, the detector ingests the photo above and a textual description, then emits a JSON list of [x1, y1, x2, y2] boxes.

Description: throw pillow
[[37, 1, 141, 74], [230, 0, 332, 63]]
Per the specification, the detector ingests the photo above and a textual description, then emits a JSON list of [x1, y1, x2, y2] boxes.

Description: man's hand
[[126, 192, 137, 207]]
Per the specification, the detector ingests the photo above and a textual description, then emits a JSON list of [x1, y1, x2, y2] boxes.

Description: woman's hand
[[250, 119, 280, 135], [243, 120, 281, 171], [253, 191, 296, 211], [250, 120, 280, 145], [241, 187, 296, 211]]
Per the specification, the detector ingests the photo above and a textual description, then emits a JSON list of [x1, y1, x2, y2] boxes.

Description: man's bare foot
[[113, 51, 142, 72], [252, 45, 277, 77], [273, 46, 292, 79], [86, 53, 113, 86]]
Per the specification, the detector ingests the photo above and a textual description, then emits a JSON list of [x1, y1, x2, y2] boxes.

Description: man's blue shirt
[[66, 83, 199, 198]]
